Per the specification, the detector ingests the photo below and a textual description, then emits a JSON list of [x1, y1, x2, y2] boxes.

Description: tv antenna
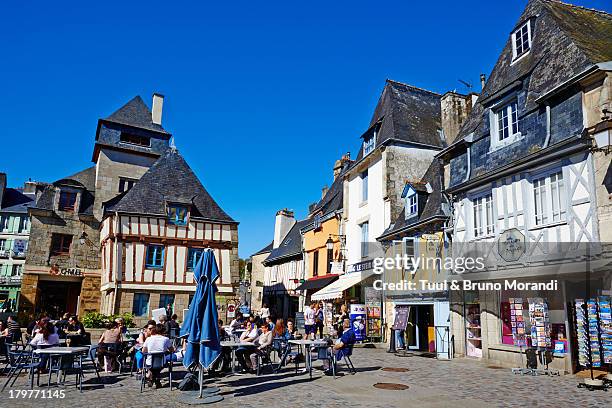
[[458, 79, 473, 92]]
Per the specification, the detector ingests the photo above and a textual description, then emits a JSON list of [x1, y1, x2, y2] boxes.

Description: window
[[145, 244, 165, 269], [313, 250, 319, 277], [118, 177, 137, 193], [533, 171, 566, 226], [289, 261, 297, 280], [327, 246, 333, 274], [0, 216, 8, 231], [363, 134, 375, 156], [59, 191, 77, 212], [120, 132, 150, 147], [512, 21, 531, 60], [360, 221, 369, 258], [0, 239, 6, 251], [473, 194, 494, 237], [50, 234, 72, 256], [187, 247, 204, 271], [361, 170, 368, 202], [495, 101, 519, 142], [11, 264, 23, 276], [132, 293, 150, 316], [18, 216, 29, 233], [159, 294, 175, 309], [313, 214, 321, 230], [403, 237, 417, 275], [167, 204, 188, 226], [407, 193, 418, 217]]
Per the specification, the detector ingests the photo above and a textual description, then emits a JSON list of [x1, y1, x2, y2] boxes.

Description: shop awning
[[295, 274, 339, 292], [311, 270, 375, 301]]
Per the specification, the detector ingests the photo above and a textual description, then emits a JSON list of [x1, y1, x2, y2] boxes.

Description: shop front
[[451, 271, 612, 374], [19, 265, 101, 319]]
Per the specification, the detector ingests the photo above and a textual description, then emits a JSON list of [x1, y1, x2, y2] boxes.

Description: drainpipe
[[543, 104, 551, 148], [464, 144, 471, 183]]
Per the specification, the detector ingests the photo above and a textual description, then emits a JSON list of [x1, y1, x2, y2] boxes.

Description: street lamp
[[325, 236, 334, 251]]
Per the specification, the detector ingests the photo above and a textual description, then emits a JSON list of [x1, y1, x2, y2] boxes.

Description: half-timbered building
[[438, 0, 612, 373]]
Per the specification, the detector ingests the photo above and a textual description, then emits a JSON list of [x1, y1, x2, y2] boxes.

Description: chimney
[[321, 185, 329, 200], [0, 173, 6, 208], [152, 93, 164, 125], [440, 92, 473, 145], [273, 209, 296, 248], [23, 179, 37, 194], [480, 74, 486, 91], [308, 202, 317, 214], [333, 152, 351, 179]]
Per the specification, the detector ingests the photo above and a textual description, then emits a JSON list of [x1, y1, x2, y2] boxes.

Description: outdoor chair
[[96, 343, 123, 372], [140, 352, 173, 392], [255, 346, 274, 376], [1, 349, 41, 391], [48, 352, 85, 392], [332, 344, 356, 376]]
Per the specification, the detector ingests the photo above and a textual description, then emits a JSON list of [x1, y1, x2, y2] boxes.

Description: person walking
[[315, 303, 324, 339]]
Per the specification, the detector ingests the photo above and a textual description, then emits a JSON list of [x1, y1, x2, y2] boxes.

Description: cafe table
[[34, 346, 90, 391], [288, 339, 329, 379], [220, 340, 256, 375]]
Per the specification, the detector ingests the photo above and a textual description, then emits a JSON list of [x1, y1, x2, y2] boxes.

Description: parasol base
[[177, 391, 224, 405]]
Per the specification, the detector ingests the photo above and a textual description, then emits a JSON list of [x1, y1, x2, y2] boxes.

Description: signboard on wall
[[330, 261, 344, 274], [346, 260, 373, 273], [49, 265, 83, 277], [227, 303, 236, 319]]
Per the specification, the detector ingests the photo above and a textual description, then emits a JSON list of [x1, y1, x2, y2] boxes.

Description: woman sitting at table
[[235, 322, 260, 372], [30, 321, 60, 371], [97, 321, 123, 373], [133, 320, 156, 372]]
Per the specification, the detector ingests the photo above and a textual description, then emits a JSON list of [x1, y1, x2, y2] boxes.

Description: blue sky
[[1, 0, 609, 258]]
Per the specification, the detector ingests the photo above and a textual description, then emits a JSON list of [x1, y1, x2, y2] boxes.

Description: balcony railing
[[0, 275, 22, 284]]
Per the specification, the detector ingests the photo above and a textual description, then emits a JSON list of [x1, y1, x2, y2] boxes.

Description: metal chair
[[140, 352, 173, 392], [255, 346, 274, 376], [1, 349, 40, 391], [332, 344, 356, 376]]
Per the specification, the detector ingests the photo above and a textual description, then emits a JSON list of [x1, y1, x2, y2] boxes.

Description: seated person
[[133, 320, 156, 371], [218, 319, 228, 340], [167, 314, 180, 337], [97, 321, 123, 372], [323, 319, 356, 375], [65, 316, 85, 346], [142, 324, 174, 388], [249, 322, 273, 372], [287, 319, 301, 339], [235, 322, 259, 372], [30, 321, 60, 370]]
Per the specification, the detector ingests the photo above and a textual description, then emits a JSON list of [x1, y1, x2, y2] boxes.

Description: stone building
[[339, 80, 445, 308], [19, 93, 214, 319], [249, 242, 272, 312], [99, 147, 239, 326], [437, 0, 611, 373], [0, 174, 35, 311]]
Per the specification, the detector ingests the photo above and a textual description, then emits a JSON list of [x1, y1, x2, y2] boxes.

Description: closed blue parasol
[[181, 249, 222, 370]]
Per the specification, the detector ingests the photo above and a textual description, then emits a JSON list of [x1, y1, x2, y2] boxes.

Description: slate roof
[[356, 80, 444, 161], [453, 0, 612, 143], [308, 162, 351, 217], [104, 148, 236, 223], [31, 167, 96, 216], [379, 158, 447, 239], [252, 241, 273, 257], [104, 96, 169, 134], [263, 219, 309, 265], [0, 188, 35, 214]]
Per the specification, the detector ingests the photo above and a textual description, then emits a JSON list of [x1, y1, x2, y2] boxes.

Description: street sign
[[227, 303, 236, 318]]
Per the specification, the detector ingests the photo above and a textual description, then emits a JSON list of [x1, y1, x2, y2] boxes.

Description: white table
[[34, 346, 90, 391], [220, 341, 256, 374], [288, 339, 329, 379]]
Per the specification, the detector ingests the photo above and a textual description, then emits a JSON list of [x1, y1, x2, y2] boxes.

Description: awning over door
[[311, 270, 375, 301], [295, 274, 339, 292]]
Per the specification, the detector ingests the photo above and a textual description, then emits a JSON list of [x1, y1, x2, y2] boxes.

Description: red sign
[[227, 303, 236, 318]]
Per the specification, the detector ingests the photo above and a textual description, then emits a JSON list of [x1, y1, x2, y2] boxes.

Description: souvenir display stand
[[575, 297, 612, 390]]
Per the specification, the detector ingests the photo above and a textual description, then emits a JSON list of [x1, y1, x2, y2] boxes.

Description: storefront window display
[[465, 290, 481, 358], [499, 289, 567, 352]]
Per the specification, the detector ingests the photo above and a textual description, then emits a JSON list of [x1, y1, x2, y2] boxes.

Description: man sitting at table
[[65, 316, 85, 346], [142, 323, 174, 388], [235, 321, 259, 372], [323, 318, 356, 375]]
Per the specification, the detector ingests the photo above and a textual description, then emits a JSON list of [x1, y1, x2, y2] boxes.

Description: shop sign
[[49, 265, 83, 277], [350, 304, 366, 341], [346, 260, 373, 274], [227, 303, 236, 318], [330, 261, 344, 274], [498, 228, 525, 262]]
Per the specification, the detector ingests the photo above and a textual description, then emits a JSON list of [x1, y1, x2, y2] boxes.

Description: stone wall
[[18, 273, 39, 316], [79, 275, 101, 315], [249, 252, 268, 311]]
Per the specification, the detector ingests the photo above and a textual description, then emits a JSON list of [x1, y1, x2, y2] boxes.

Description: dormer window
[[313, 214, 322, 230], [512, 21, 531, 61], [59, 191, 77, 212], [490, 99, 521, 151], [167, 204, 189, 226], [363, 134, 375, 156], [119, 177, 137, 193], [407, 194, 418, 217]]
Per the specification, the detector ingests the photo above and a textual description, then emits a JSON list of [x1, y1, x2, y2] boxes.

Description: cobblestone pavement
[[4, 346, 612, 408]]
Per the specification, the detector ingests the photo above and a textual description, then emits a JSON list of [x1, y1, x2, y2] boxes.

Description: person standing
[[304, 302, 316, 340], [259, 304, 270, 320], [315, 303, 324, 339], [165, 303, 173, 319]]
